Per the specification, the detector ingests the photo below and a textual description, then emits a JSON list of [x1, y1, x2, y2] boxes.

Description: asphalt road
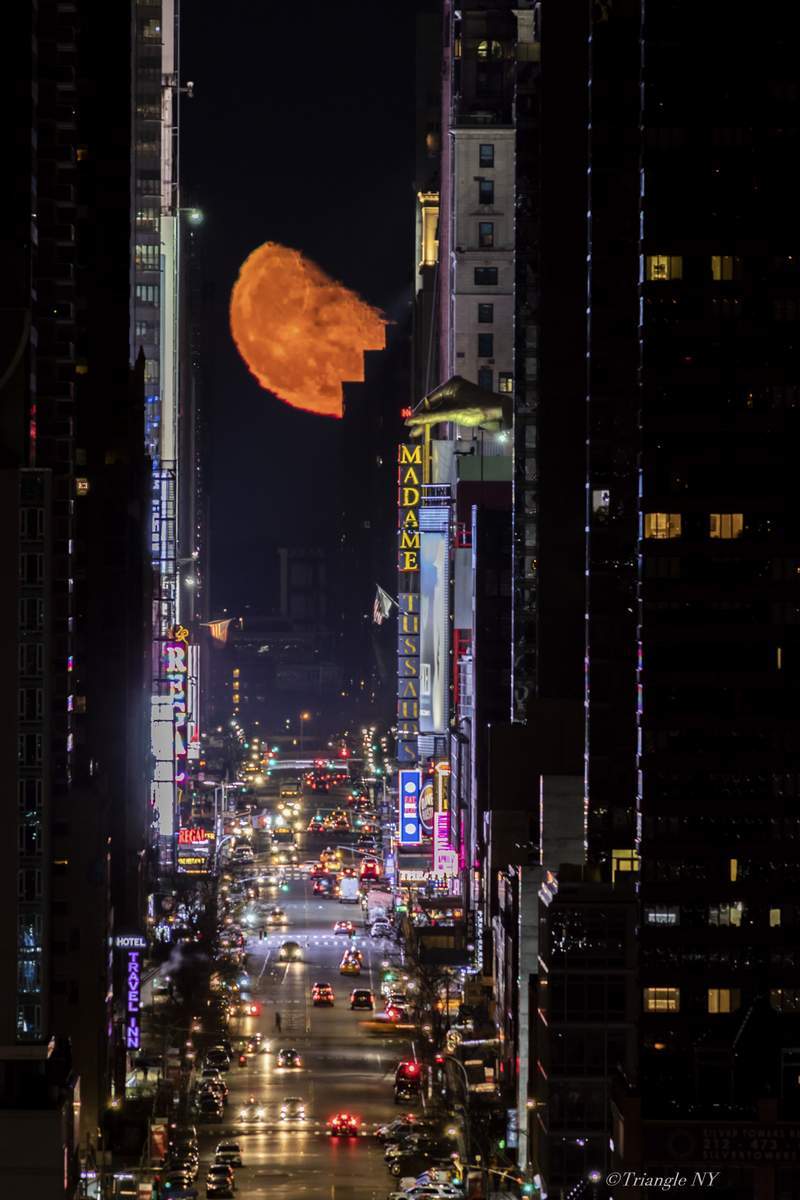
[[196, 782, 415, 1200]]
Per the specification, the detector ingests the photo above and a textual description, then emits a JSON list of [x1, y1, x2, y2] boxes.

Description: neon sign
[[398, 768, 422, 845], [177, 827, 214, 845], [126, 949, 141, 1050]]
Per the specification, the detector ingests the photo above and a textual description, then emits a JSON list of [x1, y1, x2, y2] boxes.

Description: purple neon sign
[[126, 949, 141, 1050]]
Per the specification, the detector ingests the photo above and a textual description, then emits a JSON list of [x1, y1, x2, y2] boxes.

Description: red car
[[359, 858, 381, 882], [328, 1112, 360, 1137]]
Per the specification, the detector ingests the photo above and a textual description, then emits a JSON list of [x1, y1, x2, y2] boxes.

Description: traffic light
[[521, 1183, 535, 1196], [497, 1138, 506, 1152]]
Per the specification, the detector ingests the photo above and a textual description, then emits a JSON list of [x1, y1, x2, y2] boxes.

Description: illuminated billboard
[[433, 761, 458, 878], [151, 695, 175, 837], [419, 527, 449, 733], [164, 625, 189, 828], [398, 768, 422, 845], [176, 826, 216, 875]]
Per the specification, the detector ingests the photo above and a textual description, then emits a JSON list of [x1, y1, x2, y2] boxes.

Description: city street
[[196, 782, 414, 1200]]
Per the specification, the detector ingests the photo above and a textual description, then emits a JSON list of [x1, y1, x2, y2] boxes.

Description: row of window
[[645, 903, 782, 928], [19, 553, 44, 585], [17, 1002, 42, 1040], [645, 987, 800, 1014], [646, 255, 742, 282], [135, 242, 160, 270], [476, 179, 494, 205], [19, 508, 44, 541], [476, 369, 514, 395], [19, 599, 44, 632], [644, 512, 743, 539], [135, 283, 160, 305]]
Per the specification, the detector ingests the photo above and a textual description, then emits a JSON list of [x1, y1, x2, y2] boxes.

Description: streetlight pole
[[299, 711, 311, 754]]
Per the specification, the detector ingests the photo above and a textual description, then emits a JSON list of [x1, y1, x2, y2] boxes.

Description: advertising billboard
[[150, 695, 175, 837], [419, 528, 449, 734], [433, 761, 458, 877], [164, 626, 189, 829], [176, 826, 216, 875], [398, 768, 422, 845]]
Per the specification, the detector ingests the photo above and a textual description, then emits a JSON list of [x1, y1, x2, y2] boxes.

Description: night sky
[[181, 2, 416, 614]]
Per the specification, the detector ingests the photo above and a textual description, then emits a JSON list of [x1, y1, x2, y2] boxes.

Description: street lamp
[[299, 711, 311, 753]]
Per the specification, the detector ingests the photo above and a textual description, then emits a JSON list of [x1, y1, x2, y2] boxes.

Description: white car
[[280, 1096, 306, 1121], [215, 1141, 243, 1167]]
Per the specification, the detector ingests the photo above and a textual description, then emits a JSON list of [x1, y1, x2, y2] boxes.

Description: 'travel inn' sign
[[397, 443, 422, 764]]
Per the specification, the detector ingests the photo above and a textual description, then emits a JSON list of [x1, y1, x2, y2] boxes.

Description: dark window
[[479, 143, 495, 168], [474, 267, 498, 286], [478, 333, 494, 358], [478, 303, 494, 323], [478, 222, 494, 248], [478, 367, 493, 391], [479, 179, 494, 205]]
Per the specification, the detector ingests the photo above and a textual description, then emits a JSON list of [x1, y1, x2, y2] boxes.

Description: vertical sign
[[164, 625, 189, 828], [397, 444, 422, 765], [419, 528, 449, 733], [433, 761, 458, 876], [398, 768, 422, 846], [187, 643, 200, 761], [126, 949, 141, 1050]]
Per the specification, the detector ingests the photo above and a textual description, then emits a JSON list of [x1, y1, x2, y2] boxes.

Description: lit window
[[708, 988, 740, 1014], [644, 512, 682, 539], [498, 372, 514, 395], [592, 488, 610, 520], [729, 858, 738, 882], [479, 179, 495, 205], [646, 255, 683, 282], [770, 988, 800, 1012], [475, 267, 498, 286], [708, 902, 744, 927], [478, 222, 495, 249], [770, 908, 781, 927], [478, 303, 494, 323], [477, 39, 503, 60], [644, 906, 679, 926], [477, 333, 494, 358], [711, 255, 739, 281], [477, 367, 493, 392], [479, 144, 495, 167], [644, 987, 680, 1012], [709, 513, 743, 539], [612, 847, 640, 882]]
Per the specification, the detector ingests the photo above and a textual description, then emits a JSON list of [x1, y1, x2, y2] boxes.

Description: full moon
[[229, 242, 387, 419]]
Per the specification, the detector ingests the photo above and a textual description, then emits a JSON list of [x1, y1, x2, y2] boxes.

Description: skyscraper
[[0, 0, 150, 1172]]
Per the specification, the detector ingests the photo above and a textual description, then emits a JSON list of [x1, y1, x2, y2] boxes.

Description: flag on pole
[[372, 584, 396, 625]]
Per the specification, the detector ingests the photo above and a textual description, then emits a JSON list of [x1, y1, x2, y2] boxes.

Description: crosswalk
[[196, 1121, 380, 1136]]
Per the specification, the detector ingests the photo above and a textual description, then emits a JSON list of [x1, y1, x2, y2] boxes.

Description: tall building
[[0, 0, 150, 1177], [611, 4, 800, 1194]]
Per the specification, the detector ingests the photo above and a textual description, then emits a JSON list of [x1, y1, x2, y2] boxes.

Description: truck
[[339, 876, 360, 904]]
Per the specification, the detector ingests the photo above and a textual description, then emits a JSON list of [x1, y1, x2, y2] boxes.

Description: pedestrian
[[142, 1063, 149, 1082], [275, 1010, 282, 1033]]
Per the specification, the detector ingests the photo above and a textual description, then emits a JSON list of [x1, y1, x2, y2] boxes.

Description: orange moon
[[229, 242, 387, 419]]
